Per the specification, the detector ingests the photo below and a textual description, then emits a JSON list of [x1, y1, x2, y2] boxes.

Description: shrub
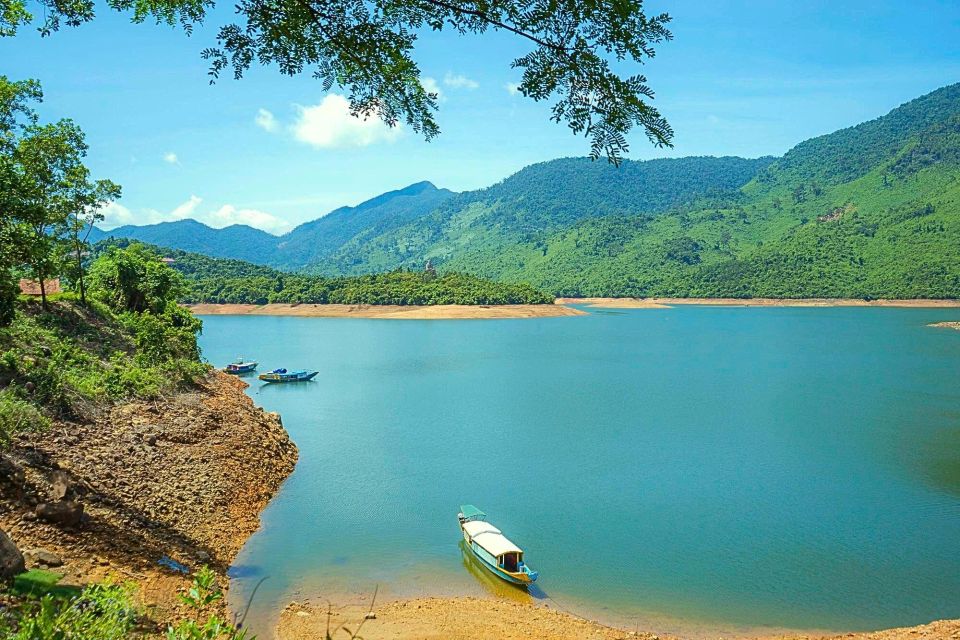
[[0, 390, 49, 450]]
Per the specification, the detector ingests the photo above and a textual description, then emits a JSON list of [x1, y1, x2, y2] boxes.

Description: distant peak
[[397, 180, 437, 195]]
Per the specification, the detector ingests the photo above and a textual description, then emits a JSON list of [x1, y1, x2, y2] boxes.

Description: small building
[[160, 257, 176, 265], [19, 278, 62, 296]]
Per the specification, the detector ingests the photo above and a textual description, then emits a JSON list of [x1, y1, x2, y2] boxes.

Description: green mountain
[[95, 181, 454, 269], [97, 83, 960, 298], [316, 83, 960, 298]]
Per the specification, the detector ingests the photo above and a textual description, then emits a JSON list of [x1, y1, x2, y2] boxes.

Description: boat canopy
[[459, 504, 486, 521], [463, 520, 522, 557]]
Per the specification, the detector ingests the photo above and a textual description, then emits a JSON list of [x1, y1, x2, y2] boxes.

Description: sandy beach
[[560, 297, 960, 308], [187, 302, 586, 319], [276, 596, 960, 640]]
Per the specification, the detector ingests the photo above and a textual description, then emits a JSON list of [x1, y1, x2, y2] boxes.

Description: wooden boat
[[458, 505, 538, 585], [224, 357, 257, 374], [258, 368, 318, 383]]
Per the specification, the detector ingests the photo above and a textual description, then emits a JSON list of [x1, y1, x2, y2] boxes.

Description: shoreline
[[184, 298, 960, 320], [187, 302, 585, 319], [276, 595, 960, 640], [0, 372, 297, 631], [559, 297, 960, 308]]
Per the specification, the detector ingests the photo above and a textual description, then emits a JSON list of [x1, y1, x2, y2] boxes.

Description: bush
[[1, 581, 138, 639], [0, 389, 49, 450]]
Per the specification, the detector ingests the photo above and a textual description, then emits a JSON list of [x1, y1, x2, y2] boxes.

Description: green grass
[[10, 570, 81, 599]]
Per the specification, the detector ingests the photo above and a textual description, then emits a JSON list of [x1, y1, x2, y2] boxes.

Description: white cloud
[[505, 82, 521, 96], [420, 77, 445, 102], [255, 108, 278, 132], [444, 72, 479, 90], [163, 152, 179, 165], [171, 195, 202, 219], [208, 205, 290, 234], [98, 195, 291, 234], [291, 94, 402, 149]]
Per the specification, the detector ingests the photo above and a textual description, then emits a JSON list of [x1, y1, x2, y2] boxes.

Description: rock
[[24, 548, 63, 568], [364, 612, 377, 620], [50, 470, 77, 501], [0, 529, 25, 582], [145, 434, 158, 446], [35, 501, 84, 527]]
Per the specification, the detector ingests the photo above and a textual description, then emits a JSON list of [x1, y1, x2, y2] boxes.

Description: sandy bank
[[277, 596, 960, 640], [560, 297, 960, 309], [187, 302, 585, 319], [0, 371, 297, 628], [929, 321, 960, 330]]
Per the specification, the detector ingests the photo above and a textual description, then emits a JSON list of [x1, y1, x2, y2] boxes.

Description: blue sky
[[3, 0, 959, 234]]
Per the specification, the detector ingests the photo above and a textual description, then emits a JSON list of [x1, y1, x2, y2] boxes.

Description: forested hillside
[[95, 240, 553, 305], [327, 83, 960, 298], [95, 83, 960, 299]]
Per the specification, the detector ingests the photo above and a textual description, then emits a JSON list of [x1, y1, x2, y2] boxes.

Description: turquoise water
[[198, 307, 960, 636]]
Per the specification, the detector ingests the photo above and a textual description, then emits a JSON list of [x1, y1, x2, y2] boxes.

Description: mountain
[[272, 180, 454, 270], [308, 155, 776, 275], [98, 219, 278, 264], [96, 83, 960, 298], [95, 181, 454, 270], [311, 83, 960, 298]]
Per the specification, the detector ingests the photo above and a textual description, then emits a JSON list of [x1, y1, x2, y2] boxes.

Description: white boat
[[458, 505, 538, 585]]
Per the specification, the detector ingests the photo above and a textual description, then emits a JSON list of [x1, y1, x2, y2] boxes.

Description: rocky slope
[[0, 372, 297, 629]]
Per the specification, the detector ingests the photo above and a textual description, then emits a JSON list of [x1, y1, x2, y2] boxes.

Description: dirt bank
[[187, 303, 585, 318], [560, 297, 960, 308], [0, 371, 297, 629], [277, 597, 960, 640]]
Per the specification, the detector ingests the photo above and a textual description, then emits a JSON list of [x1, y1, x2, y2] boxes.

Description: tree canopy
[[1, 0, 673, 162]]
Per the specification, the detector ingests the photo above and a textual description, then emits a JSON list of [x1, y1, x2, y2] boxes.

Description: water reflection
[[458, 541, 546, 603]]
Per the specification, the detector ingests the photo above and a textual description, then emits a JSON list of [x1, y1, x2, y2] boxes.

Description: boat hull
[[461, 528, 536, 585], [225, 363, 257, 374], [258, 371, 318, 383]]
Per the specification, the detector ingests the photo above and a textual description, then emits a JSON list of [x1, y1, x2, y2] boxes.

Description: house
[[19, 278, 62, 296], [160, 257, 176, 265]]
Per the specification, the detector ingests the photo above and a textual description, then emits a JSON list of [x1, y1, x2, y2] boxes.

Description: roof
[[460, 505, 486, 520], [463, 520, 522, 557], [18, 278, 61, 295]]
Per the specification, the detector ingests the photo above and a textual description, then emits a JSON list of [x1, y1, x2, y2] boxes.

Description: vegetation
[[1, 568, 250, 639], [97, 240, 554, 305], [1, 0, 675, 162], [0, 250, 207, 450], [0, 581, 138, 639]]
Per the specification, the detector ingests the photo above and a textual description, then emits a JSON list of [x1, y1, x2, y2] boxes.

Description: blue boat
[[224, 357, 258, 374], [458, 505, 538, 586], [258, 368, 318, 383]]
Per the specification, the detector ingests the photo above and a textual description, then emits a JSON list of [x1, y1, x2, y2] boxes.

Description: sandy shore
[[187, 302, 585, 319], [277, 596, 960, 640], [560, 297, 960, 308]]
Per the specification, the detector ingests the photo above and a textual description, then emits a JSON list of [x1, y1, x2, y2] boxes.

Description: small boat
[[258, 368, 318, 383], [458, 505, 538, 585], [224, 357, 257, 374]]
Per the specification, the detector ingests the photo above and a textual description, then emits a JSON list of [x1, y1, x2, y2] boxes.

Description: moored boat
[[224, 357, 257, 374], [458, 505, 538, 585], [258, 368, 318, 383]]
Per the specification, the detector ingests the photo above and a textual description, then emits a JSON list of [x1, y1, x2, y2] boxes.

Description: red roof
[[18, 278, 61, 296]]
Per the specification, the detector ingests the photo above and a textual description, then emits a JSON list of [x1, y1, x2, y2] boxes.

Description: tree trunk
[[76, 248, 86, 305], [38, 271, 47, 310]]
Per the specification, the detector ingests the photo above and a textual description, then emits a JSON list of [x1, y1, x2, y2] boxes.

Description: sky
[[2, 0, 959, 234]]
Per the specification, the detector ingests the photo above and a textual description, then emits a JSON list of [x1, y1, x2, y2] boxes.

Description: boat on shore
[[224, 357, 258, 374], [258, 368, 318, 383], [458, 505, 538, 586]]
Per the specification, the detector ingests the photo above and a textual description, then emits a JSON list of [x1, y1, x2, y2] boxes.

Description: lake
[[198, 307, 960, 637]]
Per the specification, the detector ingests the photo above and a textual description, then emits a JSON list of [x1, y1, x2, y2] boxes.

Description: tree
[[88, 244, 187, 314], [1, 0, 673, 163], [0, 76, 120, 310], [61, 179, 121, 304]]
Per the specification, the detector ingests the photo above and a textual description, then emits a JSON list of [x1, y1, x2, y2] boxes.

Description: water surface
[[199, 307, 960, 636]]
